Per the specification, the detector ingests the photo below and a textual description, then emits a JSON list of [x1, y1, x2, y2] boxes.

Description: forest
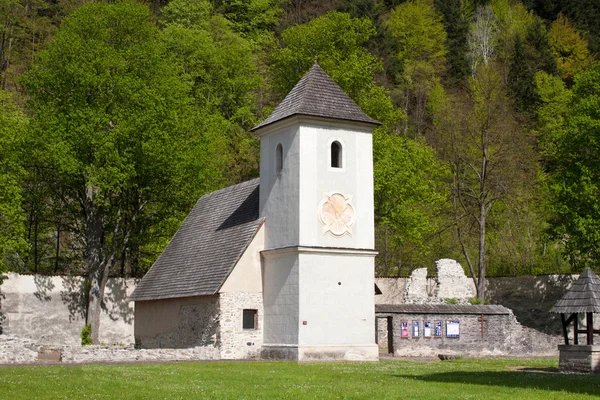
[[1, 0, 599, 298]]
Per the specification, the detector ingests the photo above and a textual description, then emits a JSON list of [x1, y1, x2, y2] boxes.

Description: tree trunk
[[84, 185, 103, 344], [477, 201, 486, 301]]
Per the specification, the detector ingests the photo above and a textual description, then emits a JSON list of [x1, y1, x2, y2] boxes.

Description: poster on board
[[446, 320, 460, 338], [423, 321, 432, 337], [434, 321, 443, 337], [412, 321, 420, 337], [401, 321, 409, 338]]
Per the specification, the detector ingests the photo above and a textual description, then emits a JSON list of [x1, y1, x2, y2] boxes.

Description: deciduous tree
[[434, 63, 536, 299], [23, 2, 224, 342], [386, 0, 447, 135], [547, 14, 593, 82], [0, 89, 26, 275], [543, 62, 600, 269]]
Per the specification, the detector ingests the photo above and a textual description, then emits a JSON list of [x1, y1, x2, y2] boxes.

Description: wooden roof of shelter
[[251, 62, 380, 132], [376, 304, 511, 315], [551, 268, 600, 314]]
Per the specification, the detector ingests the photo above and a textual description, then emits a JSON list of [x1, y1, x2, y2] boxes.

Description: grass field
[[0, 358, 599, 399]]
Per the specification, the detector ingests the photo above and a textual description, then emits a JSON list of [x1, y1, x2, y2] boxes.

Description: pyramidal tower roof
[[251, 62, 380, 132], [551, 268, 600, 313]]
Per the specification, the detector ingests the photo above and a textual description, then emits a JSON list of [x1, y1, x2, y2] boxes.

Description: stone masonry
[[376, 306, 558, 357], [403, 259, 475, 304], [219, 292, 263, 359], [436, 259, 476, 301]]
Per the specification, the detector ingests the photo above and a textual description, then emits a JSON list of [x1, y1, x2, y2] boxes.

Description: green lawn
[[0, 358, 598, 399]]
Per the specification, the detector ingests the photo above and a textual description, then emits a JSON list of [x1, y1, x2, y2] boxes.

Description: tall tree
[[547, 14, 593, 83], [270, 12, 380, 99], [490, 0, 534, 83], [543, 62, 600, 270], [23, 2, 224, 342], [374, 132, 449, 276], [434, 0, 470, 83], [433, 63, 536, 299], [161, 0, 262, 183], [386, 0, 447, 135], [0, 89, 26, 274], [508, 18, 557, 113], [467, 4, 498, 76]]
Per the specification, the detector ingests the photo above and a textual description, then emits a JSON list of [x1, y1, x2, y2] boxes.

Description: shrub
[[81, 324, 93, 345]]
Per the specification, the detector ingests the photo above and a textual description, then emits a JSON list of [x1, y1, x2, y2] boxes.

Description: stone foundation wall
[[0, 335, 219, 364], [0, 336, 38, 363], [219, 292, 263, 359], [558, 345, 600, 373], [376, 311, 559, 357]]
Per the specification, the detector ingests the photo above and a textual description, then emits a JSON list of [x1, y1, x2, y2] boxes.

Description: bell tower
[[251, 63, 380, 361]]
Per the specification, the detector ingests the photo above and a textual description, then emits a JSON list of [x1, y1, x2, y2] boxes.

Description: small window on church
[[276, 143, 283, 174], [243, 309, 258, 330], [331, 141, 342, 168]]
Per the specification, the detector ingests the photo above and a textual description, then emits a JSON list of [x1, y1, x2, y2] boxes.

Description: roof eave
[[251, 113, 381, 135]]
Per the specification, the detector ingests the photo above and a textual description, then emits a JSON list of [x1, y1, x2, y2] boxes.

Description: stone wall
[[375, 274, 579, 335], [376, 307, 559, 357], [219, 292, 263, 359], [1, 273, 135, 345], [134, 296, 219, 349], [0, 335, 219, 364]]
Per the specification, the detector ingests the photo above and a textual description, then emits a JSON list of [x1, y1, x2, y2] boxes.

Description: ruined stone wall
[[219, 292, 263, 359], [375, 274, 578, 336], [376, 311, 559, 357]]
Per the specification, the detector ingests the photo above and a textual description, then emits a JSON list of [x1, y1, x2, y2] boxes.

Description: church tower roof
[[251, 62, 380, 132]]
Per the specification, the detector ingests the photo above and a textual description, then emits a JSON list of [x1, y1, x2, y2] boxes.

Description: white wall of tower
[[297, 120, 375, 249], [259, 123, 301, 249]]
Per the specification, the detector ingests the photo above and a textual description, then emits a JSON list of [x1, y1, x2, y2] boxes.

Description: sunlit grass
[[0, 358, 598, 399]]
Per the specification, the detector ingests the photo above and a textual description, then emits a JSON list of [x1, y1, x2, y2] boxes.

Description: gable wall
[[220, 224, 264, 293]]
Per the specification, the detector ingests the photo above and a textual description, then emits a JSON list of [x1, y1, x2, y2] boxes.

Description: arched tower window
[[331, 141, 342, 168], [276, 143, 283, 174]]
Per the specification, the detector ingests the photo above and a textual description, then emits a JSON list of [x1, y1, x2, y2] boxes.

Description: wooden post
[[477, 313, 487, 338], [587, 312, 594, 345], [561, 314, 570, 345], [387, 317, 394, 355], [574, 314, 579, 345]]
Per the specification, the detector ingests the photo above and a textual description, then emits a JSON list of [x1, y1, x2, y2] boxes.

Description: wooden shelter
[[551, 268, 600, 345], [551, 268, 600, 373]]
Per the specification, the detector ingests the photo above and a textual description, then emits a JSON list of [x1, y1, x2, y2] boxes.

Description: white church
[[129, 63, 381, 361]]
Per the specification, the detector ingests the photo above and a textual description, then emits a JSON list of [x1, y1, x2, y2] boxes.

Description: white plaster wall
[[219, 292, 263, 359], [1, 273, 134, 345], [298, 121, 375, 249], [261, 252, 299, 345], [298, 252, 376, 346], [259, 122, 300, 249], [220, 224, 265, 293]]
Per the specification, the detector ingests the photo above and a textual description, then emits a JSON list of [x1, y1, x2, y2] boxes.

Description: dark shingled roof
[[376, 304, 511, 315], [129, 179, 263, 302], [251, 62, 380, 131], [551, 268, 600, 313]]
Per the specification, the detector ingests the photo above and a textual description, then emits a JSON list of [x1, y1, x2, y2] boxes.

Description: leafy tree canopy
[[0, 90, 27, 275], [548, 14, 593, 82], [546, 62, 600, 270]]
